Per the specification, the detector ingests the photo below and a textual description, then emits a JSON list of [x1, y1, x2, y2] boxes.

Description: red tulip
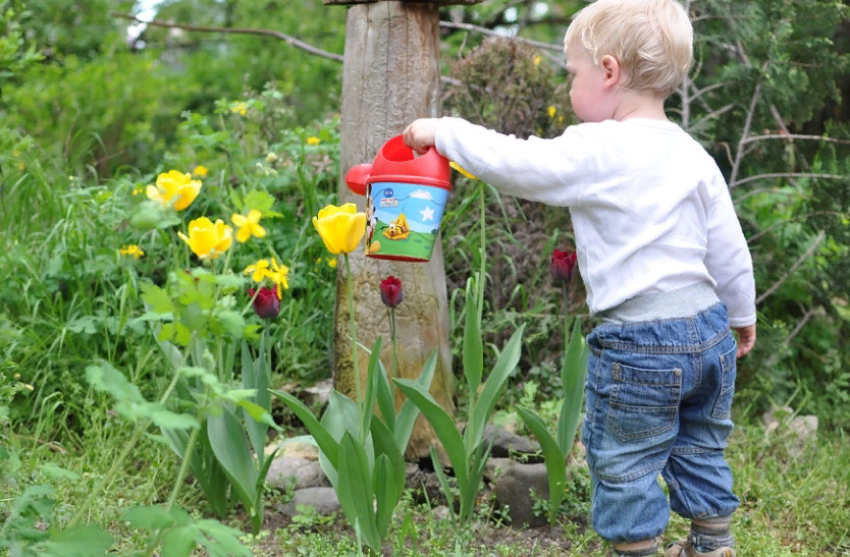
[[551, 249, 577, 283], [380, 276, 403, 308], [248, 287, 280, 319]]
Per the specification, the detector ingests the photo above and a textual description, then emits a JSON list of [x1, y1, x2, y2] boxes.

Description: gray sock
[[614, 544, 658, 557], [690, 517, 734, 552]]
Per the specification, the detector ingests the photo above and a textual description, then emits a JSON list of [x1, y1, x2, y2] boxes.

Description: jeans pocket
[[607, 362, 682, 442], [711, 342, 738, 420]]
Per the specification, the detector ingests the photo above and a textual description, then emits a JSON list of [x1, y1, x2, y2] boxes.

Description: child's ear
[[600, 55, 621, 89]]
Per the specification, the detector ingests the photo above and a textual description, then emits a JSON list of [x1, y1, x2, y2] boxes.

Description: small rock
[[265, 440, 319, 461], [480, 424, 541, 458], [304, 378, 332, 408], [267, 456, 329, 491], [432, 505, 450, 521], [489, 460, 549, 528], [763, 405, 794, 434], [277, 487, 340, 517], [483, 457, 513, 482]]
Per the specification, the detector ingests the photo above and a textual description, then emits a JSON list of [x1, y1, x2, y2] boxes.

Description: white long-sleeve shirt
[[435, 117, 757, 327]]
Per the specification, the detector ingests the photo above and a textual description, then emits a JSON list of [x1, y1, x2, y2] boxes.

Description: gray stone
[[267, 456, 329, 491], [480, 424, 541, 458], [303, 378, 332, 408], [432, 505, 450, 521], [277, 487, 341, 517], [489, 459, 549, 528]]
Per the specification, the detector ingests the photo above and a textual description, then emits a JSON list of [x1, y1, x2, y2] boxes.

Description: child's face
[[566, 45, 616, 123]]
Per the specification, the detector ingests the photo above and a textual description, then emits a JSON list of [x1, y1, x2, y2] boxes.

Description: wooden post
[[329, 0, 482, 460]]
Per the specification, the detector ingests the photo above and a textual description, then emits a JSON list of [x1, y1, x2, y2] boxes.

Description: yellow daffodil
[[146, 170, 202, 211], [119, 245, 145, 259], [548, 105, 557, 118], [231, 210, 267, 243], [306, 136, 320, 146], [312, 203, 366, 255], [178, 217, 233, 260], [231, 102, 248, 116], [244, 259, 272, 282], [268, 258, 290, 298], [193, 165, 209, 177], [533, 55, 542, 66], [450, 161, 477, 180]]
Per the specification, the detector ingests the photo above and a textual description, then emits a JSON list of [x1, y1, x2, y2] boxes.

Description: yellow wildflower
[[13, 150, 20, 157], [327, 257, 338, 269], [265, 152, 278, 163], [244, 259, 272, 282], [306, 137, 320, 146], [178, 217, 233, 260], [312, 203, 366, 255], [119, 245, 145, 259], [133, 186, 144, 196], [17, 162, 25, 171], [449, 161, 477, 180], [268, 258, 290, 298], [231, 102, 248, 116], [193, 165, 209, 177], [231, 210, 267, 243], [146, 170, 202, 211], [533, 55, 542, 66], [548, 105, 557, 118]]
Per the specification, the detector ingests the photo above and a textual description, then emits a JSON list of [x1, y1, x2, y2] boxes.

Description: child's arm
[[704, 170, 757, 357], [404, 117, 596, 207]]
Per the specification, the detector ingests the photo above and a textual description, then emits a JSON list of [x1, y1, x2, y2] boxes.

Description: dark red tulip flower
[[551, 249, 577, 283], [380, 276, 403, 308], [248, 287, 280, 319]]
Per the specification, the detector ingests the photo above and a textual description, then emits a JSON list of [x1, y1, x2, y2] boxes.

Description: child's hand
[[732, 324, 756, 358], [403, 118, 438, 155]]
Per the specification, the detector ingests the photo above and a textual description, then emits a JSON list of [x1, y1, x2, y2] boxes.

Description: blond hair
[[564, 0, 693, 95]]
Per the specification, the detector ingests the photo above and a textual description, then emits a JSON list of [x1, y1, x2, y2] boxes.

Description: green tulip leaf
[[517, 407, 567, 525]]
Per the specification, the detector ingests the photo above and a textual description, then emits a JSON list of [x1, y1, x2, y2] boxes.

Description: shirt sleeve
[[704, 171, 757, 327], [434, 117, 595, 207]]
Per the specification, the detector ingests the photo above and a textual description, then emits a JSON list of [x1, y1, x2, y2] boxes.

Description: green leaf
[[244, 190, 276, 213], [85, 363, 144, 405], [207, 406, 258, 513], [370, 419, 405, 538], [216, 310, 246, 338], [39, 463, 79, 481], [362, 336, 383, 436], [195, 518, 254, 556], [235, 399, 281, 432], [337, 432, 381, 552], [161, 526, 198, 557], [375, 360, 396, 432], [394, 349, 437, 453], [517, 407, 567, 526], [269, 389, 339, 469], [40, 525, 113, 557], [463, 286, 483, 395], [393, 378, 468, 491], [558, 318, 588, 456], [467, 326, 525, 455], [146, 405, 199, 430], [141, 282, 174, 313], [122, 505, 191, 530], [430, 447, 456, 523]]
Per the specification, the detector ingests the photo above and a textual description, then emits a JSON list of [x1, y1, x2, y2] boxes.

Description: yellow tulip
[[146, 170, 202, 211], [232, 210, 267, 243], [450, 161, 477, 180], [312, 203, 366, 255], [178, 217, 233, 260]]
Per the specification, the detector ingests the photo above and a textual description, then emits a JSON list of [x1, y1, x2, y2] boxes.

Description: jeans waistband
[[598, 282, 721, 324]]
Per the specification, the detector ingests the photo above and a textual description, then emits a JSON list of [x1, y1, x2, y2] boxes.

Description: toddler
[[403, 0, 755, 555]]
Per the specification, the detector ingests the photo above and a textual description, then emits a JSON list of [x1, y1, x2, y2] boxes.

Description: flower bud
[[551, 249, 577, 283], [380, 276, 403, 308], [248, 287, 280, 319]]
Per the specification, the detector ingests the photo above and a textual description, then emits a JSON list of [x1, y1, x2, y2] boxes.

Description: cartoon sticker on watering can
[[346, 135, 453, 262], [365, 182, 449, 260]]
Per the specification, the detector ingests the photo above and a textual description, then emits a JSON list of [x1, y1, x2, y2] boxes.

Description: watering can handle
[[345, 164, 371, 196]]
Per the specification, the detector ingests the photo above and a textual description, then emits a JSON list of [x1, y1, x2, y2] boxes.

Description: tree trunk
[[333, 1, 454, 461]]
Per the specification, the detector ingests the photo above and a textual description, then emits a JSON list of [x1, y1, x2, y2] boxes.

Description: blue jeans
[[581, 303, 740, 543]]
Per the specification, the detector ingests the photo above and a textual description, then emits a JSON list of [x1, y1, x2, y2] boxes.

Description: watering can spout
[[345, 164, 371, 196]]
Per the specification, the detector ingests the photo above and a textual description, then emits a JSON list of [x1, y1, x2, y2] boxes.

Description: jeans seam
[[592, 458, 667, 483], [599, 329, 730, 354]]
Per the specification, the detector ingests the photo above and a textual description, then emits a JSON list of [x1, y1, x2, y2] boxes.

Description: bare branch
[[113, 12, 345, 62], [732, 172, 847, 189], [756, 230, 826, 305], [742, 134, 850, 147], [439, 21, 565, 53], [691, 81, 728, 101], [728, 79, 762, 187], [690, 103, 734, 132], [784, 308, 817, 344]]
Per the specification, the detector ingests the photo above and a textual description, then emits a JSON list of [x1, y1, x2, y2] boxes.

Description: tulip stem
[[344, 254, 364, 435], [477, 182, 486, 328], [390, 307, 399, 405]]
